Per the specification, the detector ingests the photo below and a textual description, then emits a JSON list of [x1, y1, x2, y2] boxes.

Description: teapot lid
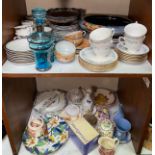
[[100, 119, 113, 130]]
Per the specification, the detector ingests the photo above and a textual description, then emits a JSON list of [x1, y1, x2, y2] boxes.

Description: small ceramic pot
[[64, 104, 80, 121], [64, 31, 86, 46], [55, 40, 76, 63], [97, 119, 114, 137], [28, 118, 45, 138], [98, 137, 119, 155]]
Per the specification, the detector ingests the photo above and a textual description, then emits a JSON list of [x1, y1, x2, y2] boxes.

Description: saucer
[[119, 133, 131, 144], [79, 47, 118, 65], [117, 43, 149, 55], [116, 43, 149, 64]]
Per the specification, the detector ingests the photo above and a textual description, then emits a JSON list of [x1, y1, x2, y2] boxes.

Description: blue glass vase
[[28, 8, 55, 71]]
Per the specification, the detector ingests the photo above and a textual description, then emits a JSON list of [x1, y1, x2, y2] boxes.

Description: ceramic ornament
[[80, 88, 94, 115]]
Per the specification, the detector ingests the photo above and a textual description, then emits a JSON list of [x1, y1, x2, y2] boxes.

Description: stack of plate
[[5, 39, 34, 64], [116, 43, 149, 64], [79, 47, 118, 72]]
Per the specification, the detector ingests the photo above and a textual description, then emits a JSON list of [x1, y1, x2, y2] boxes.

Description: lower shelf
[[3, 136, 151, 155]]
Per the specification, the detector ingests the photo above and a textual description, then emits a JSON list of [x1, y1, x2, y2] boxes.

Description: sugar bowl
[[55, 40, 76, 63], [97, 119, 114, 138]]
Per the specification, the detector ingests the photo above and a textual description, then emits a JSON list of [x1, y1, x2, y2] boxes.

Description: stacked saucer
[[5, 39, 34, 64], [116, 43, 149, 64], [79, 47, 118, 72]]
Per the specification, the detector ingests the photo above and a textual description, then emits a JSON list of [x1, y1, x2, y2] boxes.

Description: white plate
[[79, 47, 118, 65], [34, 90, 66, 114], [116, 43, 149, 55], [5, 38, 30, 52]]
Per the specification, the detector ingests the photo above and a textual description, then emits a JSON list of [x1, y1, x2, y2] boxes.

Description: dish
[[6, 38, 30, 52], [80, 15, 133, 37], [94, 88, 116, 107], [79, 47, 118, 65], [115, 43, 149, 64], [47, 8, 85, 25], [23, 115, 69, 155], [5, 39, 35, 63], [76, 39, 90, 50], [34, 90, 66, 115]]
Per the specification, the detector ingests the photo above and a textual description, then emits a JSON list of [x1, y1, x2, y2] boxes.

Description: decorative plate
[[23, 115, 69, 155], [94, 88, 116, 108], [34, 90, 66, 115]]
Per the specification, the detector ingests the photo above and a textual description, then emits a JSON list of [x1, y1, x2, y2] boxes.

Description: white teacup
[[119, 22, 147, 52], [89, 28, 114, 57]]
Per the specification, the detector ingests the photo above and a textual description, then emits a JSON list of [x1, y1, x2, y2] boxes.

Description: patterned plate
[[23, 115, 69, 155]]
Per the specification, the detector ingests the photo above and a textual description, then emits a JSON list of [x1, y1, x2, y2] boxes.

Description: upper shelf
[[2, 56, 152, 78]]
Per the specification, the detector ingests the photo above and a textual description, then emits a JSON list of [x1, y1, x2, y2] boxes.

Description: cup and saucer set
[[79, 28, 118, 72], [116, 22, 150, 64]]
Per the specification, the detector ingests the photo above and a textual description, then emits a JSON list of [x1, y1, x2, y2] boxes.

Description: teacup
[[14, 25, 33, 37], [114, 118, 131, 142], [98, 137, 119, 155], [89, 28, 114, 57], [119, 22, 147, 52], [64, 30, 86, 46]]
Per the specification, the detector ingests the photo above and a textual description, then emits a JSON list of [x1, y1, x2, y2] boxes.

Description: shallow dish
[[47, 8, 85, 25], [23, 115, 69, 155], [94, 88, 116, 107], [5, 39, 30, 52], [80, 15, 133, 37], [115, 43, 149, 64], [79, 47, 118, 65]]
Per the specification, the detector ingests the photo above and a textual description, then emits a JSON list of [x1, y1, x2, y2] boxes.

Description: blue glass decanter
[[28, 8, 55, 71]]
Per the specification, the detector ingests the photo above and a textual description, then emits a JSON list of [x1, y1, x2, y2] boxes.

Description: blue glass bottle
[[28, 8, 55, 71]]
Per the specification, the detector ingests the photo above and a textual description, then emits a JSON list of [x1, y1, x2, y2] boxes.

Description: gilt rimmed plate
[[79, 47, 118, 65]]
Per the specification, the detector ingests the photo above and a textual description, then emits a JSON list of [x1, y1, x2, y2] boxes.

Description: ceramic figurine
[[81, 88, 94, 115]]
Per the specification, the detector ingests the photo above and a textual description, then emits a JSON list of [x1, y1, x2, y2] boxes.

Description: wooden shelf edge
[[2, 73, 152, 78]]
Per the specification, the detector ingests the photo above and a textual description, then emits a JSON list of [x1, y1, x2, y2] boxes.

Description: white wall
[[36, 78, 119, 92], [26, 0, 130, 15]]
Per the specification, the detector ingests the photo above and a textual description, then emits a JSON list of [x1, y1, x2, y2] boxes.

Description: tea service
[[118, 22, 147, 53]]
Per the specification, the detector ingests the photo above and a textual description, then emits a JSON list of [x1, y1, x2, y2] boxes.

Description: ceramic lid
[[100, 119, 113, 131], [65, 104, 80, 117], [124, 22, 147, 37]]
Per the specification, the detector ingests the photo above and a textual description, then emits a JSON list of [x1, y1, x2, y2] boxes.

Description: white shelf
[[3, 136, 152, 155], [2, 56, 152, 77]]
